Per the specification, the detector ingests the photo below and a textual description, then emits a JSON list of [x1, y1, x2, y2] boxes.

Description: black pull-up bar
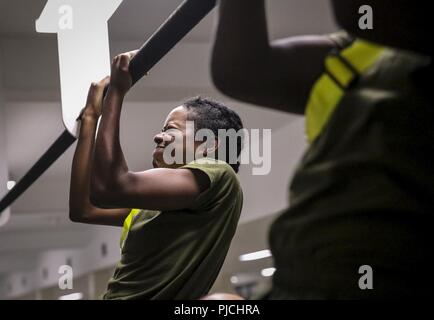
[[0, 130, 76, 214], [0, 0, 217, 215], [130, 0, 217, 84]]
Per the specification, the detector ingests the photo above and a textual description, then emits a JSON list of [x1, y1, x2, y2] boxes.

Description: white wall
[[0, 50, 11, 228], [239, 117, 307, 223], [0, 49, 12, 298]]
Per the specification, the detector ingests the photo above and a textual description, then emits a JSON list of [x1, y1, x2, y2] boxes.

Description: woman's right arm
[[69, 78, 131, 227], [211, 0, 337, 114]]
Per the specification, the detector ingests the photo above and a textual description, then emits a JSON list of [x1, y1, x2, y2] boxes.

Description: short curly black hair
[[183, 96, 244, 173]]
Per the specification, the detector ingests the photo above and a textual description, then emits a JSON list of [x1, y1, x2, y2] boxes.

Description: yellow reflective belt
[[120, 208, 141, 249], [305, 39, 385, 143]]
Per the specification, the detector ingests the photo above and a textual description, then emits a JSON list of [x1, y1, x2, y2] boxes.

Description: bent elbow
[[211, 72, 230, 96], [90, 173, 130, 208], [211, 61, 224, 89], [211, 62, 257, 101], [69, 210, 86, 224], [89, 184, 121, 208], [211, 61, 234, 94], [211, 68, 241, 98], [69, 214, 81, 224]]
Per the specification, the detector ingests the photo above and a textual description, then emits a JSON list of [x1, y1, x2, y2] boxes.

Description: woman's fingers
[[120, 54, 130, 71], [128, 50, 139, 60], [112, 52, 134, 71], [99, 75, 110, 86]]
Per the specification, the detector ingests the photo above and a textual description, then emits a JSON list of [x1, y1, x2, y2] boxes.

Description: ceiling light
[[58, 292, 83, 300], [230, 276, 239, 284], [239, 249, 271, 262], [261, 267, 276, 277], [6, 181, 16, 190]]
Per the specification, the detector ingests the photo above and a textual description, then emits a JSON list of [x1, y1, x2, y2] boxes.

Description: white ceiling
[[0, 0, 337, 40]]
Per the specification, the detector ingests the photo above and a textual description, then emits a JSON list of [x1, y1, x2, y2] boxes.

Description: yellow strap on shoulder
[[119, 209, 141, 249], [305, 39, 385, 143]]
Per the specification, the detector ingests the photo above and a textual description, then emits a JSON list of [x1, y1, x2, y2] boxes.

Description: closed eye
[[162, 125, 178, 132]]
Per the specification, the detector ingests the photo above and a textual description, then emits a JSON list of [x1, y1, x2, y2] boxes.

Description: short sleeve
[[181, 158, 238, 211]]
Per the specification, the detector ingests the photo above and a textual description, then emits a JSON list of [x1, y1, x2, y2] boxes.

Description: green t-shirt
[[103, 158, 243, 300]]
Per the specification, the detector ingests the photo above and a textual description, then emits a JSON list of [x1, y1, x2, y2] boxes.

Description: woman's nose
[[154, 133, 164, 145], [154, 132, 173, 145]]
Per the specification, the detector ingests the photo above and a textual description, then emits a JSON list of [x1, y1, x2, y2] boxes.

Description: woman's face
[[152, 106, 200, 169]]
